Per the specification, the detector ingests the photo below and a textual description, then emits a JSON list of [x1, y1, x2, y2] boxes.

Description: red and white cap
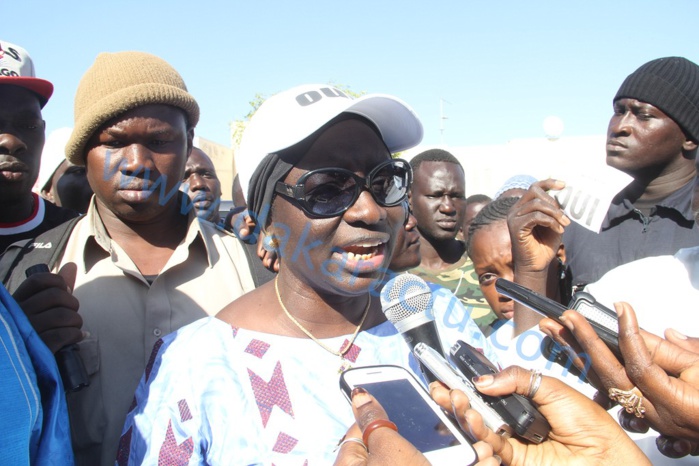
[[0, 40, 53, 107]]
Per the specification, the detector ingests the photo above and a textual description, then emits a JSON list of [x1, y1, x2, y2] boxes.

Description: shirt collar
[[602, 177, 696, 229], [80, 195, 221, 271]]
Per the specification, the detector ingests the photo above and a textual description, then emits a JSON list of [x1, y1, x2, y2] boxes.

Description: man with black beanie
[[563, 56, 699, 288]]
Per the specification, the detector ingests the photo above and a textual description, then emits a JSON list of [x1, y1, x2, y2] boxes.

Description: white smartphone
[[340, 364, 478, 465]]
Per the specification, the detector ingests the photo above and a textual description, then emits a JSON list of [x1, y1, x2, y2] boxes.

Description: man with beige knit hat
[[4, 50, 256, 465]]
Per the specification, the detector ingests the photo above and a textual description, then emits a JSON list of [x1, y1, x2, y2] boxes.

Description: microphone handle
[[25, 264, 90, 392], [400, 321, 445, 383]]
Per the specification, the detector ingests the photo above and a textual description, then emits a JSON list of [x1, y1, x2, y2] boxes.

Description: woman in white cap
[[118, 84, 455, 464]]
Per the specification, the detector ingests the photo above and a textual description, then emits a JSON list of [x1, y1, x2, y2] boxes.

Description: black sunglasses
[[275, 158, 412, 218]]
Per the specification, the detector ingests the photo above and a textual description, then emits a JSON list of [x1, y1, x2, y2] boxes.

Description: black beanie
[[614, 57, 699, 142]]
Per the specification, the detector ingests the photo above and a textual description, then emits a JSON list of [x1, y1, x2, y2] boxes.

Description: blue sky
[[5, 1, 698, 148]]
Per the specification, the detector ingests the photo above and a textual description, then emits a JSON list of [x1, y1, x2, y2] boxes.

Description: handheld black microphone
[[25, 264, 90, 392], [380, 273, 445, 381]]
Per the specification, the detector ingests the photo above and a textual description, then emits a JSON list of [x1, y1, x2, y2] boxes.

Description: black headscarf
[[246, 152, 295, 228]]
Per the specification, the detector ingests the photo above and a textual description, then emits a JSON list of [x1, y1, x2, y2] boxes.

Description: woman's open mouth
[[337, 239, 388, 271]]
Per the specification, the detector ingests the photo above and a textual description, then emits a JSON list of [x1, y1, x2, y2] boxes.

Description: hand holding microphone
[[14, 263, 89, 392]]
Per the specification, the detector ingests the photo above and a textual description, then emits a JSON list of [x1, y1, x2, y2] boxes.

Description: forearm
[[512, 269, 549, 336]]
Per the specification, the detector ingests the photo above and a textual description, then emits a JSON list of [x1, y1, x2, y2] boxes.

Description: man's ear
[[186, 127, 194, 157], [41, 189, 55, 203], [556, 243, 566, 264], [683, 138, 698, 153]]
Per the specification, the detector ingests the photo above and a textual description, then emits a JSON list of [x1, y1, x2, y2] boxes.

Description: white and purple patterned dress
[[117, 287, 496, 465]]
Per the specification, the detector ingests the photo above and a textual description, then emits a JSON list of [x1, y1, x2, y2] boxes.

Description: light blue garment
[[118, 318, 420, 465], [118, 293, 494, 465], [0, 283, 74, 465]]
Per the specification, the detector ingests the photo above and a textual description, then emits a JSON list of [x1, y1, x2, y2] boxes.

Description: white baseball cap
[[0, 40, 53, 107], [236, 84, 423, 199]]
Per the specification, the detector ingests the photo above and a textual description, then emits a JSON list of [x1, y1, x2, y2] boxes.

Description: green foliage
[[328, 82, 366, 99]]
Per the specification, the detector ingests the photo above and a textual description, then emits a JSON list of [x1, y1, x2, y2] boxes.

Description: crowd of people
[[1, 37, 698, 465]]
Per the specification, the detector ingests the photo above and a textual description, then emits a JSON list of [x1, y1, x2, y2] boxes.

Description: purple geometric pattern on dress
[[115, 425, 132, 466], [245, 339, 270, 358], [158, 419, 193, 465], [231, 325, 239, 338], [178, 399, 193, 422], [248, 361, 294, 427], [272, 431, 299, 453], [145, 339, 165, 383], [343, 341, 361, 363]]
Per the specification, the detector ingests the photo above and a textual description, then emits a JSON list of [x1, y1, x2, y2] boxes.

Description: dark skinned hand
[[334, 387, 498, 465], [507, 179, 569, 277], [430, 366, 650, 465], [539, 302, 699, 458], [12, 262, 82, 353], [506, 179, 570, 333], [230, 211, 279, 273]]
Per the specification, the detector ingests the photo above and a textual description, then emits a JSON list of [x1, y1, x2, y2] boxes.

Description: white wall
[[402, 134, 607, 197]]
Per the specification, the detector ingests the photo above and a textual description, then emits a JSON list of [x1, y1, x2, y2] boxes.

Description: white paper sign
[[548, 166, 633, 233]]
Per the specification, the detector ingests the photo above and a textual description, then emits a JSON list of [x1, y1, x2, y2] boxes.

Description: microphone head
[[380, 273, 434, 331]]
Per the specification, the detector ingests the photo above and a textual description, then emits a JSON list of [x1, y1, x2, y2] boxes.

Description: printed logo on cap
[[295, 87, 349, 107], [0, 43, 22, 63]]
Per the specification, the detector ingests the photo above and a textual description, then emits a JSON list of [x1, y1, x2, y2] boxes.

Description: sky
[[5, 1, 698, 149]]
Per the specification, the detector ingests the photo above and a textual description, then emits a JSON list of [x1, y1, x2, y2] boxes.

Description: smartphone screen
[[362, 378, 460, 452], [340, 365, 477, 464]]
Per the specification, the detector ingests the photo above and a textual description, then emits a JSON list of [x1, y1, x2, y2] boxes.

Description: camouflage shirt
[[409, 255, 498, 332]]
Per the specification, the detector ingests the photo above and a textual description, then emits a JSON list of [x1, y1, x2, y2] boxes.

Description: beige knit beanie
[[65, 51, 200, 165]]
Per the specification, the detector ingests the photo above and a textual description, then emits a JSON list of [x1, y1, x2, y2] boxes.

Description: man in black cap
[[563, 56, 699, 288], [0, 40, 77, 254]]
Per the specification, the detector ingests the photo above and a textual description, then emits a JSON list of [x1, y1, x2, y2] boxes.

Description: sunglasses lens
[[303, 171, 358, 216], [298, 161, 410, 217], [370, 162, 410, 205]]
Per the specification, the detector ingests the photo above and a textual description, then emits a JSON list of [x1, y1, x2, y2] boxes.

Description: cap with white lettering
[[236, 84, 423, 199], [0, 40, 53, 107]]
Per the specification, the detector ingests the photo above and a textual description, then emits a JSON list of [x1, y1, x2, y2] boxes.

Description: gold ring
[[608, 386, 646, 418], [526, 370, 542, 398]]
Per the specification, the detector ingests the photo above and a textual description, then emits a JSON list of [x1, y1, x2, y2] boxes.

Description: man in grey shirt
[[564, 56, 699, 288]]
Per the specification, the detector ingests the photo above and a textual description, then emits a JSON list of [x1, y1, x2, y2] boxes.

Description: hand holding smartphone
[[340, 365, 478, 465]]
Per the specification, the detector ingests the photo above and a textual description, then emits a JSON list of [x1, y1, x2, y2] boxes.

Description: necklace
[[275, 276, 370, 373]]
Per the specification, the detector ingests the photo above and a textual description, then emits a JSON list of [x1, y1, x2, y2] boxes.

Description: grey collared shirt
[[563, 178, 699, 287], [57, 199, 255, 466]]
